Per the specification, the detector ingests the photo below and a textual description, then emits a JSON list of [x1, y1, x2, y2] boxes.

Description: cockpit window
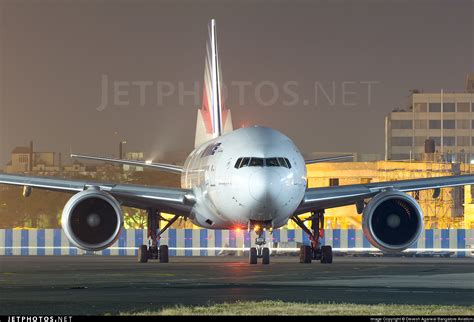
[[234, 158, 242, 168], [234, 157, 292, 169], [240, 157, 250, 167], [266, 158, 279, 167], [235, 157, 251, 168], [278, 157, 292, 169], [249, 158, 264, 167]]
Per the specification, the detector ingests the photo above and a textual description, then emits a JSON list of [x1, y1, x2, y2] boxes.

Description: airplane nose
[[249, 169, 282, 204]]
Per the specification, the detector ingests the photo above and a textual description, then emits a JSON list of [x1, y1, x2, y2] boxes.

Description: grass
[[122, 300, 474, 316]]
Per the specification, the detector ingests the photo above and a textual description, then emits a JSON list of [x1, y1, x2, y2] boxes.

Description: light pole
[[119, 140, 127, 159]]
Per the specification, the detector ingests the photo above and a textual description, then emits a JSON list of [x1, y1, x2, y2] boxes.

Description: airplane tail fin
[[194, 19, 233, 148]]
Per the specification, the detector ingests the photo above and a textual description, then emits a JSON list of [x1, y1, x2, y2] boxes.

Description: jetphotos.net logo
[[7, 317, 72, 322], [96, 74, 380, 112]]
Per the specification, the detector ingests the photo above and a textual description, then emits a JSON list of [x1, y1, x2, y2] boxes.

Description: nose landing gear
[[292, 210, 333, 264], [249, 225, 271, 265]]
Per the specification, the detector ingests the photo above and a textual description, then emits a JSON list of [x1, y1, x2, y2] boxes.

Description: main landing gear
[[138, 208, 180, 263], [292, 210, 333, 264], [249, 224, 271, 265]]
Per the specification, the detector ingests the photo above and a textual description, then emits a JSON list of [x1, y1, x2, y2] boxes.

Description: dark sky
[[0, 0, 473, 165]]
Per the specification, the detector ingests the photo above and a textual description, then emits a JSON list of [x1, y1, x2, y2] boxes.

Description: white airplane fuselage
[[181, 126, 307, 229]]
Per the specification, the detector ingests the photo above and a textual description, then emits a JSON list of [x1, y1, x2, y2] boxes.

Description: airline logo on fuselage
[[200, 142, 222, 158]]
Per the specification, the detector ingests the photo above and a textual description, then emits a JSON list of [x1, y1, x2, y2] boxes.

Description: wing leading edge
[[0, 173, 194, 216], [297, 174, 474, 214], [71, 154, 183, 174]]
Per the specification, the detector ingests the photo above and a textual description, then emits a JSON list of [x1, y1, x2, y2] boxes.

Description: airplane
[[1, 19, 474, 265]]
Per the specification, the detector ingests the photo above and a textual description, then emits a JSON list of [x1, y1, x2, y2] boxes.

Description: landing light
[[145, 160, 153, 165]]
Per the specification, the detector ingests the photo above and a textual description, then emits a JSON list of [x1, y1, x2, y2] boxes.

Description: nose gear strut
[[249, 224, 271, 265]]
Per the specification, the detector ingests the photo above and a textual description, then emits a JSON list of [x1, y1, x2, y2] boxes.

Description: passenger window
[[234, 158, 243, 169], [240, 157, 250, 168], [249, 158, 264, 167], [266, 158, 279, 167]]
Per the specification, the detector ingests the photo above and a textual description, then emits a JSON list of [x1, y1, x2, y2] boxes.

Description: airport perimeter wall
[[0, 229, 473, 257]]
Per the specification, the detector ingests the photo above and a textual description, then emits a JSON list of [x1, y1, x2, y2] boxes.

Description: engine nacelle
[[362, 190, 423, 252], [61, 189, 123, 251]]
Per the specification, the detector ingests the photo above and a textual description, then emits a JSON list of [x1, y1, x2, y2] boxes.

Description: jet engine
[[61, 189, 123, 251], [362, 190, 423, 252]]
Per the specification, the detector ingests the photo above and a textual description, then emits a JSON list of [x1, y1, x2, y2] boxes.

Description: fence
[[0, 229, 473, 257]]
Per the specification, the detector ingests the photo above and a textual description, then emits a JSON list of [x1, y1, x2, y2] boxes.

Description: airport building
[[4, 141, 60, 173], [306, 161, 474, 230], [385, 74, 474, 162], [2, 141, 147, 176]]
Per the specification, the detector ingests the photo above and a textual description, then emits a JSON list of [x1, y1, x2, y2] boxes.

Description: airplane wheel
[[249, 247, 258, 264], [300, 245, 312, 263], [138, 245, 148, 263], [321, 245, 333, 264], [159, 245, 169, 263], [262, 247, 270, 265]]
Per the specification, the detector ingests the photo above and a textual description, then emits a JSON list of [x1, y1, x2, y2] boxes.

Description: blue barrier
[[0, 229, 472, 257]]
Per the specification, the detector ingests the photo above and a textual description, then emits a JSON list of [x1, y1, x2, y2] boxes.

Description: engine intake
[[61, 189, 123, 251], [362, 190, 423, 252]]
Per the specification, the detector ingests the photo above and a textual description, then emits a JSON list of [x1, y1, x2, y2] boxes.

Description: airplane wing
[[304, 155, 354, 164], [0, 173, 194, 216], [71, 154, 183, 174], [296, 174, 474, 214]]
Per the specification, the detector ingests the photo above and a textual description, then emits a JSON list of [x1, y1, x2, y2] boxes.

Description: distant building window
[[472, 103, 474, 112], [457, 136, 470, 146], [443, 103, 455, 112], [457, 102, 470, 112], [457, 120, 470, 129], [429, 120, 441, 129], [443, 120, 456, 129], [329, 178, 339, 186], [429, 103, 441, 112], [413, 103, 428, 112], [431, 137, 441, 146], [414, 120, 427, 129], [443, 137, 456, 147], [391, 154, 410, 160], [415, 136, 427, 146], [391, 120, 413, 129], [392, 137, 413, 146], [18, 155, 28, 163]]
